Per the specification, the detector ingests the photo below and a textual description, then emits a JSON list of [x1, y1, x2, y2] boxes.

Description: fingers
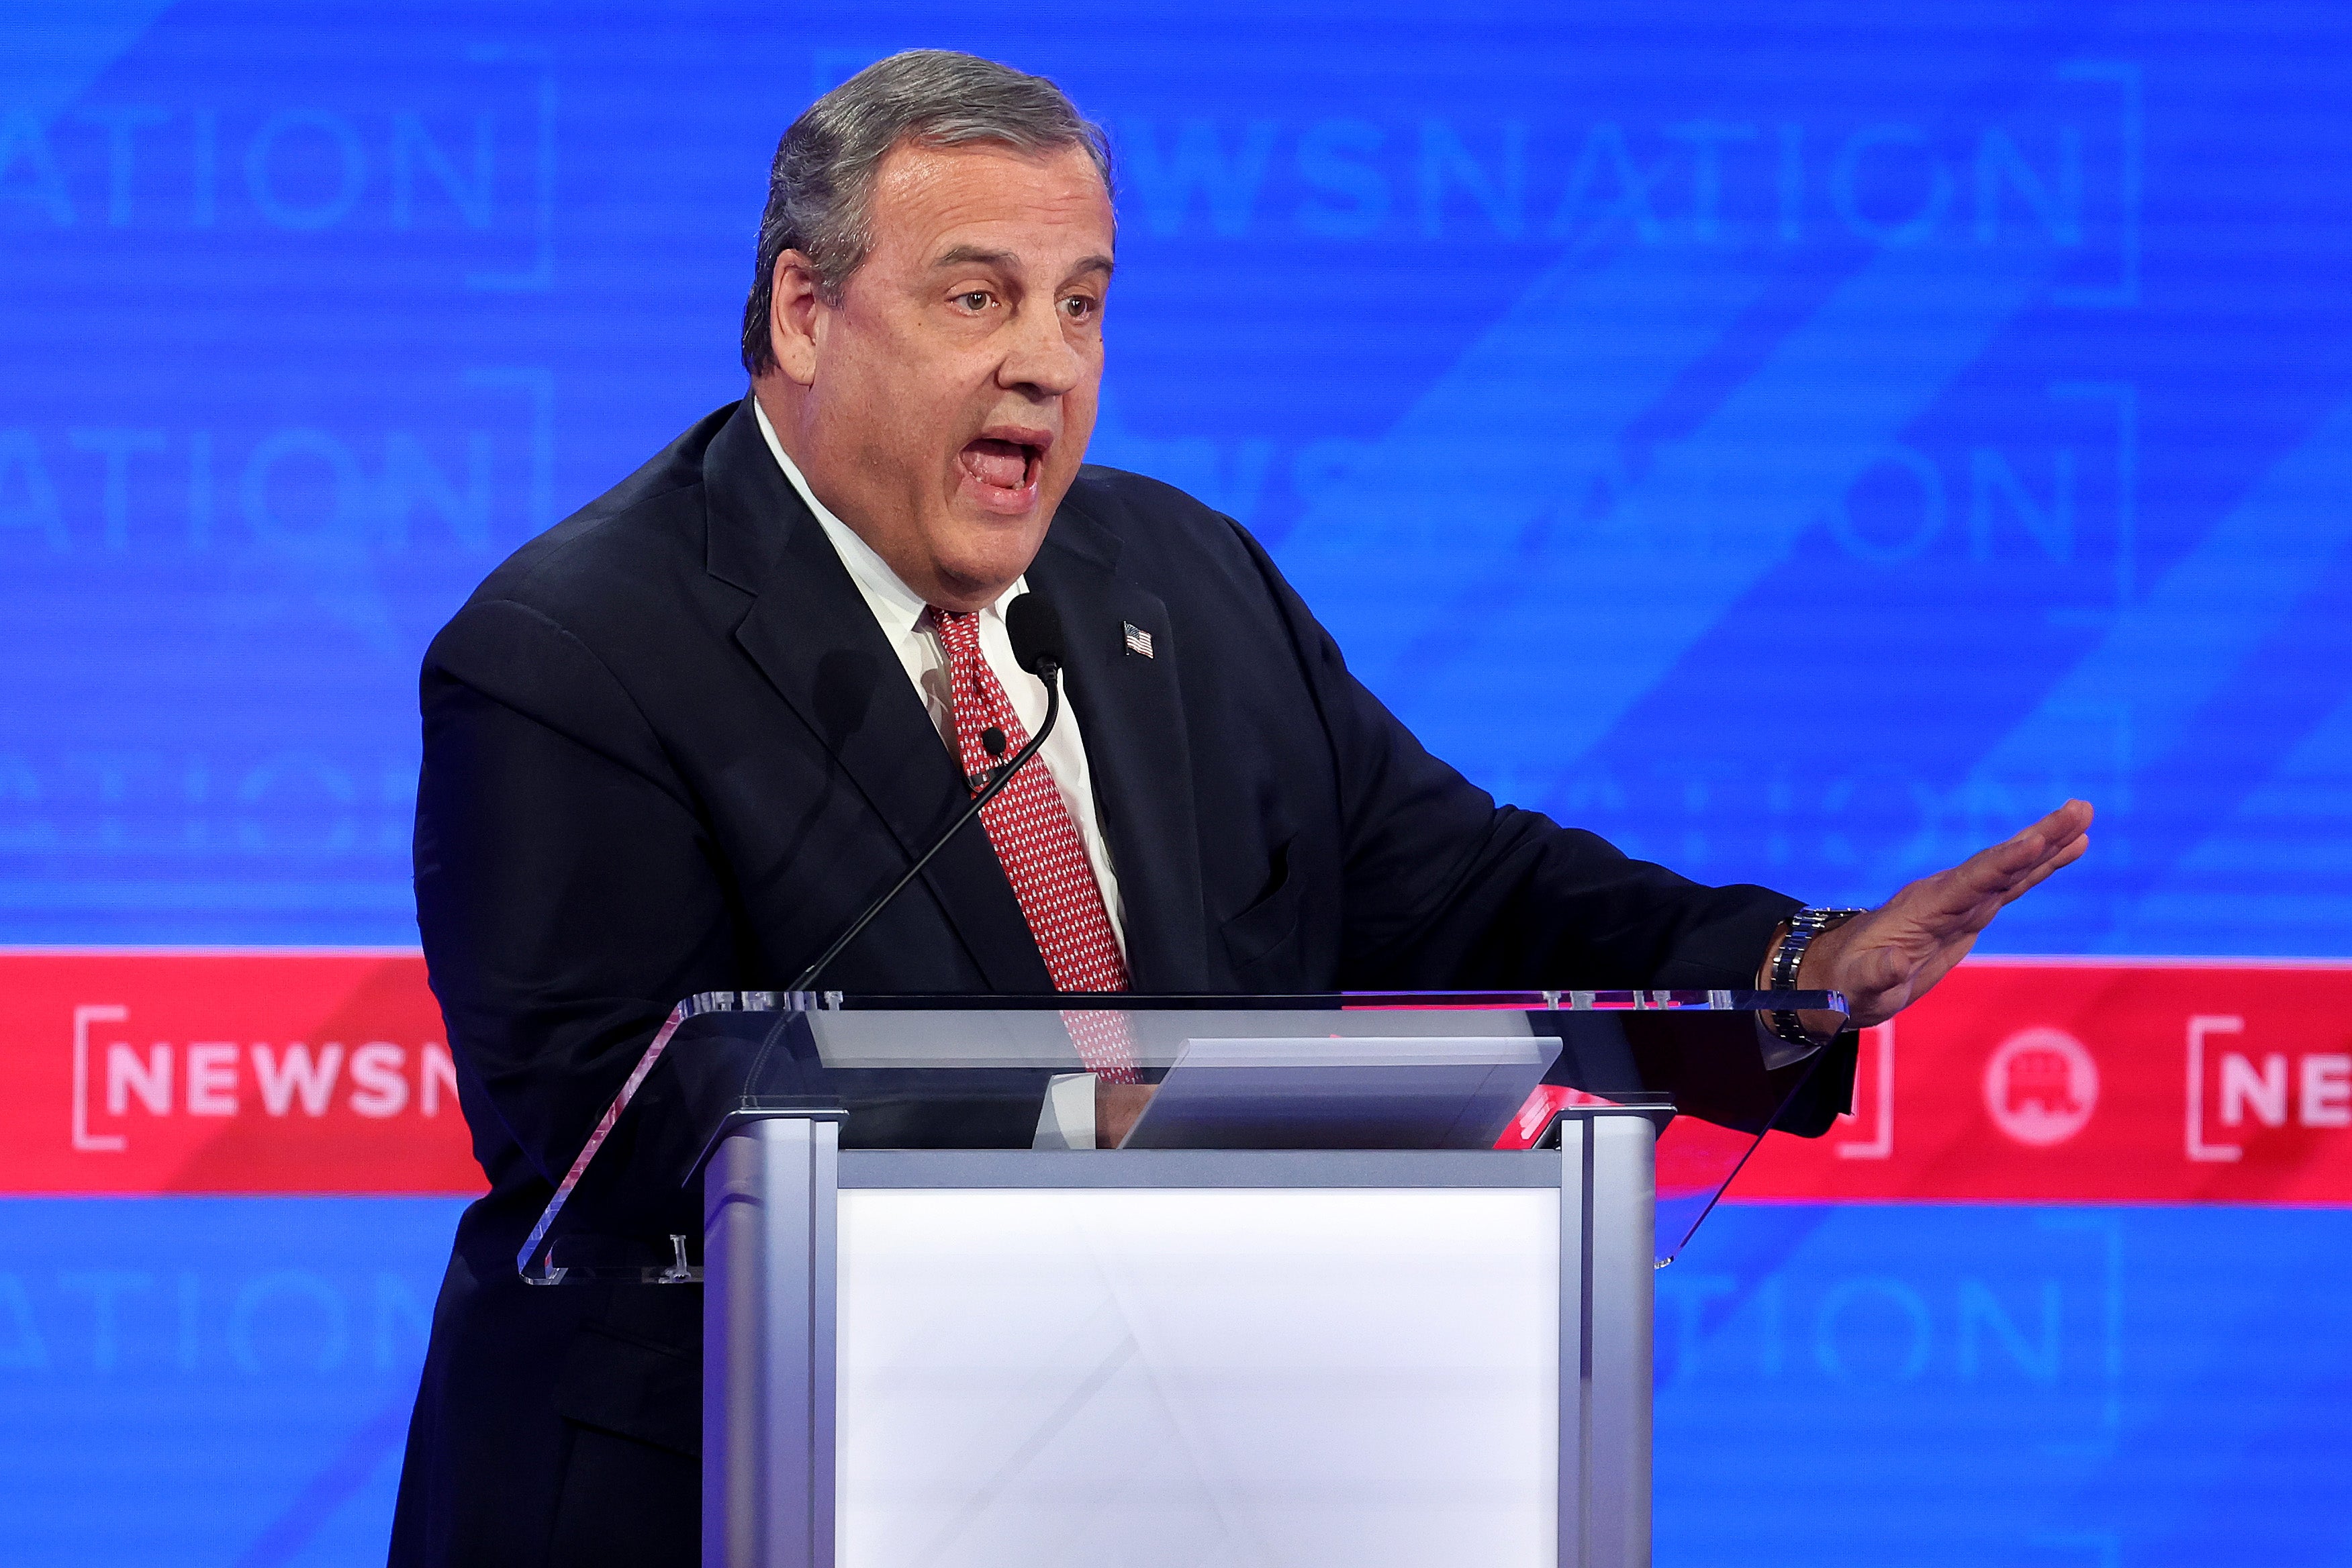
[[1825, 803, 2093, 1027], [1882, 807, 2093, 936], [2034, 802, 2093, 863], [1995, 832, 2090, 904], [1828, 800, 2095, 961], [1970, 799, 2096, 885], [2013, 799, 2095, 861], [1937, 822, 2093, 935]]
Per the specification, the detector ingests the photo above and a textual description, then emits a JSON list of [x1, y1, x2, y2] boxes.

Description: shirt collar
[[751, 397, 1024, 634]]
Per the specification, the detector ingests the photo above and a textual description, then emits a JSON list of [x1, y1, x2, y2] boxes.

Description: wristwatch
[[1767, 906, 1869, 1048]]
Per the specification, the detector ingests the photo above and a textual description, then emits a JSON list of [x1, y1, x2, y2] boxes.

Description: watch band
[[1768, 905, 1869, 1048]]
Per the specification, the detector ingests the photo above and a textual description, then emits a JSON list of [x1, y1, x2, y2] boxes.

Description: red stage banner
[[1, 950, 2346, 1202], [0, 950, 481, 1195], [1738, 959, 2352, 1204]]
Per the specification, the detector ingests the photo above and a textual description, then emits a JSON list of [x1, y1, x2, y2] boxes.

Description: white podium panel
[[835, 1187, 1560, 1568]]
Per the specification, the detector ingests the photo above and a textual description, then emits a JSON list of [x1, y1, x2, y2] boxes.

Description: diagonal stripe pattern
[[930, 607, 1135, 1083]]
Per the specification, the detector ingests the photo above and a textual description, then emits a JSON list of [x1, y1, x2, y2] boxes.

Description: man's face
[[770, 141, 1115, 610]]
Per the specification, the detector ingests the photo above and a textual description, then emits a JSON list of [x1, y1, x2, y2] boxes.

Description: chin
[[931, 528, 1045, 601]]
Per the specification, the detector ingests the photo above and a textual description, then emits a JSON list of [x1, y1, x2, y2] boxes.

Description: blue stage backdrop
[[4, 0, 2350, 952], [4, 4, 2350, 1566]]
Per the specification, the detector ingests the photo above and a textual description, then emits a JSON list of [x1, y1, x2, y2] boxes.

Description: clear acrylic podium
[[515, 989, 1846, 1568]]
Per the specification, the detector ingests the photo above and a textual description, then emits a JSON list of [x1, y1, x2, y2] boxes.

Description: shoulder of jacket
[[1061, 462, 1258, 555], [455, 404, 737, 632]]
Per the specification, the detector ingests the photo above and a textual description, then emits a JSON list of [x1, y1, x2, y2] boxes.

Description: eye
[[1060, 294, 1098, 322], [955, 290, 994, 313]]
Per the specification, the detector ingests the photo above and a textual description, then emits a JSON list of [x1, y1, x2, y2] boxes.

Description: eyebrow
[[931, 244, 1117, 281]]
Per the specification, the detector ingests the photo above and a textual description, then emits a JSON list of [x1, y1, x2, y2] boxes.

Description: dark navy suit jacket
[[389, 397, 1827, 1565]]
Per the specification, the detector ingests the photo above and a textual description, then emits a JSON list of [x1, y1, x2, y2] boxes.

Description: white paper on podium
[[836, 1187, 1558, 1568]]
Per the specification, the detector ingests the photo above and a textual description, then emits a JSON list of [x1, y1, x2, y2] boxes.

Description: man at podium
[[391, 48, 2091, 1568]]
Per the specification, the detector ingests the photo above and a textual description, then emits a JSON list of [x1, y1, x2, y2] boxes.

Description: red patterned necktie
[[929, 607, 1135, 1083]]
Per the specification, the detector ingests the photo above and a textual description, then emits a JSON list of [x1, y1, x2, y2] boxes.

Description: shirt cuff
[[1031, 1073, 1098, 1150]]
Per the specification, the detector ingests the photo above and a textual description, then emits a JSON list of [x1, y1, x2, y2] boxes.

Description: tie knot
[[928, 605, 979, 652]]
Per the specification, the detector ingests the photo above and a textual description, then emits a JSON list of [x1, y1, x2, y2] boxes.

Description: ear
[[769, 249, 823, 386]]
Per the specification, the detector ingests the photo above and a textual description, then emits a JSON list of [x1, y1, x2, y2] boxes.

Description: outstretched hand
[[1796, 799, 2093, 1030]]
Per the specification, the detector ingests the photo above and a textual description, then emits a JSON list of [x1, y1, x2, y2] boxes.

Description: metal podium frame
[[701, 1106, 1658, 1568]]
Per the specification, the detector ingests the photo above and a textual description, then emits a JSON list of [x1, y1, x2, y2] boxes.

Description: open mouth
[[958, 436, 1044, 494]]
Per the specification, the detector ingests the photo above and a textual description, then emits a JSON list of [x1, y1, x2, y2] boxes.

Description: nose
[[998, 299, 1088, 399]]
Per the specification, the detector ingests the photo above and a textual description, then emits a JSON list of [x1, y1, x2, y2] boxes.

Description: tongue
[[961, 438, 1028, 490]]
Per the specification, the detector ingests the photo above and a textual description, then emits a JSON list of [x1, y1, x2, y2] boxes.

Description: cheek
[[1060, 389, 1100, 464], [831, 320, 962, 446], [841, 371, 950, 478], [902, 368, 993, 465], [1063, 409, 1096, 475], [817, 345, 900, 434]]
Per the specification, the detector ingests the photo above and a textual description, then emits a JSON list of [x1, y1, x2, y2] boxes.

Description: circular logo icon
[[1983, 1027, 2100, 1146]]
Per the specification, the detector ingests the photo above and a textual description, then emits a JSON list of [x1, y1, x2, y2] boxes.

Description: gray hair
[[739, 50, 1113, 375]]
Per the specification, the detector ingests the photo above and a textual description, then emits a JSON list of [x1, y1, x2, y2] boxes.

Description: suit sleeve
[[1227, 528, 1801, 993], [414, 597, 745, 1189]]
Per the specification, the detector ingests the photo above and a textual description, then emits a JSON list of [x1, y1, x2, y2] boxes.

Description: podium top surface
[[519, 989, 1848, 1283]]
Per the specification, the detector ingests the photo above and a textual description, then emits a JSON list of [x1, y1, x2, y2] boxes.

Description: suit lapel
[[1029, 504, 1211, 992], [701, 400, 1051, 993]]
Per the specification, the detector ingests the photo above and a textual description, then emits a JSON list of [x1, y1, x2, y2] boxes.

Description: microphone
[[1004, 589, 1065, 681], [787, 591, 1067, 993]]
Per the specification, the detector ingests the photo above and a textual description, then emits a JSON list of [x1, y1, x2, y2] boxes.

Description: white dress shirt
[[752, 402, 1116, 1150]]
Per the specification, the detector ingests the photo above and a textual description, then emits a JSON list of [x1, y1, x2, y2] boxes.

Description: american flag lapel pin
[[1122, 621, 1155, 658]]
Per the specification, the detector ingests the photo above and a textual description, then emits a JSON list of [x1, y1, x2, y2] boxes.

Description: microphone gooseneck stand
[[786, 592, 1068, 993]]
